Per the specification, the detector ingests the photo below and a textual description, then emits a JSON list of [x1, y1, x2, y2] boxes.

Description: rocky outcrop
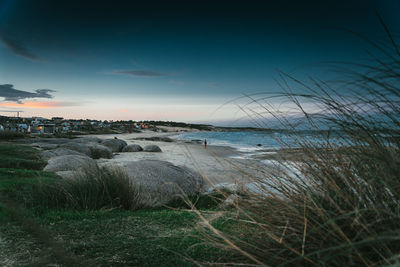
[[143, 144, 162, 152], [122, 160, 204, 207], [87, 143, 113, 159], [41, 148, 86, 159], [132, 137, 174, 142], [122, 144, 143, 152], [31, 143, 59, 150], [101, 138, 127, 152], [44, 154, 97, 173], [75, 137, 102, 143], [60, 142, 92, 156], [58, 142, 112, 159], [23, 138, 72, 145]]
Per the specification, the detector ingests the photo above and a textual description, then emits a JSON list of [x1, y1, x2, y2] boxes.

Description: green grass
[[166, 191, 229, 210], [0, 143, 46, 169], [31, 165, 139, 211], [0, 168, 59, 201], [33, 209, 229, 266], [1, 205, 231, 266], [0, 142, 230, 265]]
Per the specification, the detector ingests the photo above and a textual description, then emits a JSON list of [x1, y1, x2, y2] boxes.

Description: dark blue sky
[[0, 0, 398, 122]]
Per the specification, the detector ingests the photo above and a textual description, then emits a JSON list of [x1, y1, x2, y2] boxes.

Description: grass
[[0, 143, 46, 170], [166, 190, 230, 210], [31, 165, 139, 211], [0, 142, 230, 265], [196, 22, 400, 266], [0, 168, 59, 202], [0, 205, 232, 266], [4, 25, 399, 266], [35, 209, 231, 266]]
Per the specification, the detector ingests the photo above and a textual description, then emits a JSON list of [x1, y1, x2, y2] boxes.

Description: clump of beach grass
[[196, 22, 400, 266], [32, 165, 139, 211]]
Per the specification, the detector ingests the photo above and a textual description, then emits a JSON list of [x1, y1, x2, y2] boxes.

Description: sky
[[0, 0, 399, 125]]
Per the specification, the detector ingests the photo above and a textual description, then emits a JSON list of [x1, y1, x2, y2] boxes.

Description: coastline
[[83, 130, 262, 186]]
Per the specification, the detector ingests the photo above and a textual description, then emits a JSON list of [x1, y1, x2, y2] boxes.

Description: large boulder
[[31, 143, 59, 150], [22, 138, 72, 145], [101, 138, 127, 152], [75, 137, 102, 143], [60, 142, 91, 156], [87, 143, 113, 159], [122, 160, 204, 207], [143, 144, 162, 152], [59, 142, 112, 159], [132, 137, 174, 142], [44, 155, 96, 172], [41, 148, 85, 159], [122, 144, 143, 152]]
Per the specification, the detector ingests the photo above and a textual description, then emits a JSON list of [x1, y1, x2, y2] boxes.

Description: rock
[[59, 142, 112, 159], [204, 183, 240, 195], [87, 143, 113, 159], [44, 155, 96, 172], [21, 138, 72, 144], [31, 143, 59, 150], [132, 137, 174, 142], [143, 144, 162, 152], [220, 194, 240, 208], [122, 144, 143, 152], [60, 142, 91, 156], [257, 144, 262, 147], [101, 138, 127, 152], [75, 137, 102, 143], [41, 148, 85, 159], [122, 160, 204, 207], [55, 170, 78, 179]]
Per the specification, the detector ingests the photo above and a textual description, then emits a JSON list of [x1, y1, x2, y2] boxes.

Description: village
[[0, 115, 157, 135]]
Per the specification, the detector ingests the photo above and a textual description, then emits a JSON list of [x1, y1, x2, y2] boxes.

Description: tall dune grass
[[199, 25, 400, 266], [32, 165, 139, 211]]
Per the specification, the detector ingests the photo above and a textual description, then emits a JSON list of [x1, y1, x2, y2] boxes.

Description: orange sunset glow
[[0, 101, 66, 108]]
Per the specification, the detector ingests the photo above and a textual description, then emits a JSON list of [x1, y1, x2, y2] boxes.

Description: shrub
[[32, 165, 139, 211]]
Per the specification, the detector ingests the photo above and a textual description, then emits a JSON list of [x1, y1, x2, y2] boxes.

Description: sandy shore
[[84, 130, 264, 186]]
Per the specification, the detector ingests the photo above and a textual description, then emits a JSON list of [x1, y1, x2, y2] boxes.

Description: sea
[[173, 130, 340, 158], [172, 130, 349, 191], [174, 131, 281, 152]]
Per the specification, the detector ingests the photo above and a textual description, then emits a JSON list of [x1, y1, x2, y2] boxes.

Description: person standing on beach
[[204, 139, 207, 149]]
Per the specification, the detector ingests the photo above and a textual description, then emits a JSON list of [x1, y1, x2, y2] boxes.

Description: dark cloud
[[114, 70, 168, 77], [0, 35, 41, 61], [0, 84, 55, 103]]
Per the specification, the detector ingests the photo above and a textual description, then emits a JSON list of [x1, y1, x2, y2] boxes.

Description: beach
[[85, 129, 264, 186]]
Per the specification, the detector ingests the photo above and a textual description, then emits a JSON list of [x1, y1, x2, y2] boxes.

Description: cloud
[[0, 84, 55, 103], [0, 101, 80, 108], [0, 35, 41, 61], [114, 70, 168, 77]]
